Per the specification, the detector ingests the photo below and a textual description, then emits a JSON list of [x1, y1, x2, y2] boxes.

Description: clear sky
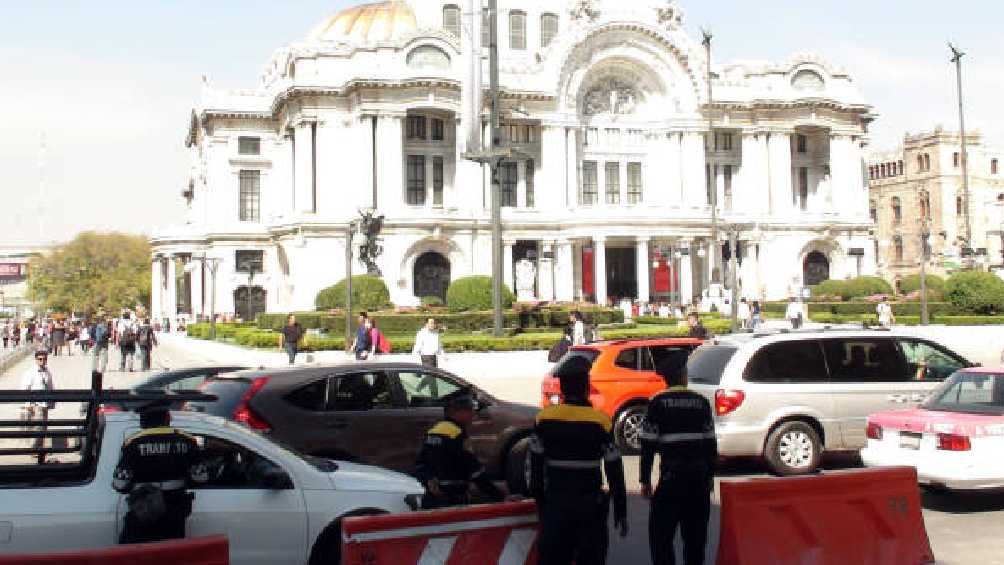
[[2, 0, 1001, 244]]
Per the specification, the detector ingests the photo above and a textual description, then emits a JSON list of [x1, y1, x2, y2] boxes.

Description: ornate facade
[[151, 0, 876, 322]]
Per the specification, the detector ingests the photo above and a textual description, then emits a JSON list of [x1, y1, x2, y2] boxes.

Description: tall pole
[[345, 223, 354, 350], [950, 43, 972, 257], [920, 222, 930, 325], [489, 0, 504, 337], [729, 226, 739, 332], [208, 258, 219, 340], [703, 30, 719, 287]]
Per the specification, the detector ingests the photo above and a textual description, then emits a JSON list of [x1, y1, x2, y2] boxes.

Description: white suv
[[686, 329, 972, 475], [0, 411, 423, 565]]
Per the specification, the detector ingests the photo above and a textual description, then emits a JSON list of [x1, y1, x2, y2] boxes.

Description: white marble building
[[151, 0, 877, 322]]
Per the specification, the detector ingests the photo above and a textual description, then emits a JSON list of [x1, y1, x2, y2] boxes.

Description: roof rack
[[0, 371, 216, 478]]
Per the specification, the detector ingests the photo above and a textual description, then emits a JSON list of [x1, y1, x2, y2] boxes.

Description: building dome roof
[[308, 1, 417, 43]]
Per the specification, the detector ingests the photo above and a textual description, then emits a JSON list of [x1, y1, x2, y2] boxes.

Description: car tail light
[[97, 404, 121, 416], [233, 377, 271, 432], [936, 433, 971, 451], [714, 389, 745, 416], [866, 422, 883, 440]]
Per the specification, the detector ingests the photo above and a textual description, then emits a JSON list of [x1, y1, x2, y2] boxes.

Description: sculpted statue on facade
[[358, 209, 385, 276], [583, 78, 642, 115], [569, 0, 600, 22], [655, 0, 685, 30]]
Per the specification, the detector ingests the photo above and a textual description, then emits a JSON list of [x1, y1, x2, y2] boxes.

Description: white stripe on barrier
[[498, 527, 537, 565], [417, 536, 457, 565], [345, 514, 539, 543]]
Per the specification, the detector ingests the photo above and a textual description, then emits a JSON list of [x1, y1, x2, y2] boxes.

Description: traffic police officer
[[415, 389, 504, 509], [112, 401, 205, 544], [640, 353, 718, 565], [530, 356, 628, 565]]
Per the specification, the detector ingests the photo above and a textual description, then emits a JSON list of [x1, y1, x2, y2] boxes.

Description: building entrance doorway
[[413, 252, 451, 303], [803, 251, 830, 286], [234, 286, 266, 322], [606, 247, 637, 301]]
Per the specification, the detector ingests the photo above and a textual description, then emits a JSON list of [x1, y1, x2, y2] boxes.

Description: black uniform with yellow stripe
[[415, 418, 504, 509], [530, 402, 628, 565], [112, 421, 204, 544], [640, 380, 718, 565]]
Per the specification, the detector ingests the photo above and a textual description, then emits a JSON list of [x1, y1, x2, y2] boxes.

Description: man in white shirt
[[785, 298, 803, 330], [413, 318, 444, 368], [736, 298, 752, 330], [572, 311, 587, 345], [21, 349, 55, 464], [876, 298, 895, 328]]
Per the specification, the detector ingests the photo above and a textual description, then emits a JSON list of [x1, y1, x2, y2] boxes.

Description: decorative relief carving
[[569, 0, 600, 22], [655, 1, 685, 30], [582, 77, 642, 115]]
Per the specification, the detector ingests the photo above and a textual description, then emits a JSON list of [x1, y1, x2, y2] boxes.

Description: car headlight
[[549, 394, 562, 406]]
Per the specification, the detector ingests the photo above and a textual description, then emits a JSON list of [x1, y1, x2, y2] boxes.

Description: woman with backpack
[[367, 318, 390, 359]]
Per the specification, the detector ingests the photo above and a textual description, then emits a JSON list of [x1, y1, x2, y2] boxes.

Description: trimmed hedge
[[446, 276, 515, 312], [810, 277, 894, 300], [186, 322, 255, 340], [765, 301, 961, 317], [315, 275, 392, 312], [944, 271, 1004, 315], [899, 274, 945, 295], [809, 313, 1004, 326]]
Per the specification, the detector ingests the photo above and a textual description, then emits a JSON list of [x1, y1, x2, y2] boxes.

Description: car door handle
[[325, 419, 349, 429], [909, 393, 927, 403], [886, 394, 907, 403]]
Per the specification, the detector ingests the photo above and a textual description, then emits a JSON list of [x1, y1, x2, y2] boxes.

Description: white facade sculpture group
[[150, 0, 877, 322]]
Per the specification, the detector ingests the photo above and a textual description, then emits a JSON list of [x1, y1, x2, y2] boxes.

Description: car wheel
[[613, 405, 647, 455], [505, 437, 531, 495], [764, 421, 821, 476]]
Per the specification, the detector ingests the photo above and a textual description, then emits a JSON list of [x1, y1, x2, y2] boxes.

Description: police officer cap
[[135, 399, 172, 416], [656, 351, 688, 383], [443, 388, 476, 411], [553, 355, 592, 381]]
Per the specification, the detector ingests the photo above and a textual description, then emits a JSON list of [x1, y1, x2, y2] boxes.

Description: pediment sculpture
[[582, 78, 642, 115], [655, 1, 685, 30], [569, 0, 600, 22]]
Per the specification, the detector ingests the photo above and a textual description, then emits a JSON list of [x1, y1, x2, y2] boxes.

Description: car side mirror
[[262, 468, 293, 490], [475, 395, 491, 411]]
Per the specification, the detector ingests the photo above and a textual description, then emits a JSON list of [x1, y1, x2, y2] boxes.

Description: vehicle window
[[192, 435, 288, 489], [640, 348, 655, 371], [553, 348, 600, 373], [285, 378, 327, 411], [746, 341, 828, 383], [397, 371, 461, 408], [329, 372, 393, 411], [167, 375, 207, 392], [925, 373, 1004, 415], [897, 339, 968, 382], [186, 379, 251, 417], [649, 346, 692, 372], [687, 345, 738, 385], [822, 339, 907, 383], [615, 348, 641, 370]]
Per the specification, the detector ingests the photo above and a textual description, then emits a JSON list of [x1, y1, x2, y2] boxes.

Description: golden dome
[[309, 1, 418, 43]]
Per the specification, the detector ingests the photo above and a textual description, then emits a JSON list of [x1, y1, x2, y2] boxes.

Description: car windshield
[[687, 345, 738, 385], [923, 372, 1004, 415]]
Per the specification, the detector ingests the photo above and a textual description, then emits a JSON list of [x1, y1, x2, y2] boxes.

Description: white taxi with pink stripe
[[861, 368, 1004, 490]]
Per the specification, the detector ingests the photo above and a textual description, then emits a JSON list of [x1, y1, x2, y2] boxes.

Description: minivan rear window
[[554, 348, 600, 373], [185, 378, 251, 417], [687, 345, 738, 385]]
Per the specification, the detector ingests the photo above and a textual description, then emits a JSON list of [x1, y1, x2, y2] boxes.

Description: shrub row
[[763, 301, 961, 317], [810, 276, 894, 300], [810, 313, 1004, 326], [315, 275, 392, 312]]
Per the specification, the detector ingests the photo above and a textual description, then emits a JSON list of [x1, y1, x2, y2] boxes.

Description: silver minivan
[[687, 329, 973, 475]]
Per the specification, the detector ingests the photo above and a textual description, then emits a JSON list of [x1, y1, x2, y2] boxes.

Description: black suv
[[186, 362, 539, 492]]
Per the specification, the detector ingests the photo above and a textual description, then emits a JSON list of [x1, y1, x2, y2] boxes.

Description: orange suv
[[541, 338, 703, 453]]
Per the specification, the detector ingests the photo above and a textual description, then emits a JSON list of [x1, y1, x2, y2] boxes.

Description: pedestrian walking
[[571, 311, 587, 345], [280, 314, 304, 365], [640, 353, 718, 565], [529, 356, 628, 565], [351, 312, 371, 361], [78, 322, 91, 354], [547, 326, 573, 363], [686, 312, 708, 339], [2, 321, 10, 348], [751, 300, 763, 329], [785, 297, 803, 330], [367, 318, 389, 358], [21, 349, 55, 465], [51, 319, 66, 356], [91, 319, 112, 374], [112, 401, 205, 544], [877, 297, 895, 328], [415, 390, 505, 509], [412, 317, 444, 368], [136, 318, 158, 371], [117, 313, 137, 372], [736, 298, 751, 331]]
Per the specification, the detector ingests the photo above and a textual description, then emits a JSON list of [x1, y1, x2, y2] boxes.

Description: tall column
[[679, 240, 693, 306], [293, 121, 315, 214], [636, 237, 651, 303], [150, 258, 162, 321], [738, 132, 767, 215], [768, 132, 793, 217], [538, 241, 555, 302], [377, 115, 405, 214], [503, 239, 515, 295], [829, 134, 854, 217], [164, 256, 178, 322], [555, 239, 574, 302], [565, 128, 578, 208], [190, 258, 204, 319], [593, 236, 607, 306], [681, 133, 707, 207], [542, 126, 566, 210], [661, 132, 682, 206]]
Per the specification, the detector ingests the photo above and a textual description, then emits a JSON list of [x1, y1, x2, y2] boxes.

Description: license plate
[[899, 432, 922, 450]]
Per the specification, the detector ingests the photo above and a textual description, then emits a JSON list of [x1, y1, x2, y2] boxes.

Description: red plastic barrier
[[0, 535, 229, 565], [342, 501, 539, 565], [716, 466, 934, 565]]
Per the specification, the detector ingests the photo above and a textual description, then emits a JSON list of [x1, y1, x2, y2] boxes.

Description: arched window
[[898, 160, 904, 175], [917, 154, 925, 172], [540, 13, 559, 47], [918, 191, 930, 219], [924, 153, 931, 171], [869, 166, 875, 180], [894, 236, 904, 262], [442, 4, 460, 37], [891, 196, 902, 222], [509, 10, 526, 50], [869, 200, 877, 222]]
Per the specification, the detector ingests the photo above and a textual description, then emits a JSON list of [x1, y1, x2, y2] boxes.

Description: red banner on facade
[[582, 247, 594, 296], [0, 263, 27, 280]]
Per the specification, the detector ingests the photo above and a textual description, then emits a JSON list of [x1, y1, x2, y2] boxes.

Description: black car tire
[[505, 437, 531, 495], [309, 510, 386, 565], [613, 404, 647, 455], [764, 421, 822, 476]]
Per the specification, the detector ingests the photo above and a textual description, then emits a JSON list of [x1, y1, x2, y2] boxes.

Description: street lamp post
[[949, 43, 972, 261], [197, 256, 222, 340], [920, 221, 930, 325], [345, 221, 357, 351], [728, 226, 739, 332], [702, 29, 720, 288]]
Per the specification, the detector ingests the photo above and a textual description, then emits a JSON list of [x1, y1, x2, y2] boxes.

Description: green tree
[[28, 232, 151, 316], [315, 275, 392, 312], [944, 271, 1004, 315], [446, 276, 515, 312]]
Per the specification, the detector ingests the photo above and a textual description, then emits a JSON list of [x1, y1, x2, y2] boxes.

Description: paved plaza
[[3, 324, 1004, 563]]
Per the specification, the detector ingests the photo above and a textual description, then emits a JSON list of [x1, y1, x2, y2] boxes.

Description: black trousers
[[119, 492, 193, 545], [420, 355, 438, 368], [537, 492, 609, 565], [649, 481, 712, 565]]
